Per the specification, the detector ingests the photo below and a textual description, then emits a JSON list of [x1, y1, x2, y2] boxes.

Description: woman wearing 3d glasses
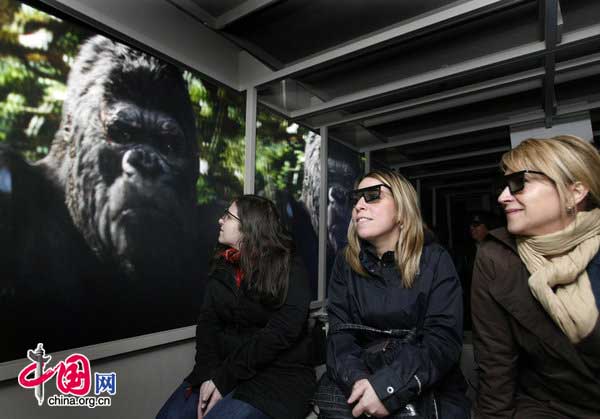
[[157, 195, 315, 419], [472, 135, 600, 418], [315, 169, 469, 418]]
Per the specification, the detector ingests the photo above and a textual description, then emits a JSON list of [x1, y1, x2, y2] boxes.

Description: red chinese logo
[[19, 347, 91, 397]]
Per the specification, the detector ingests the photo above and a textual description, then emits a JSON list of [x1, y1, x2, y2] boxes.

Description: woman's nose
[[497, 186, 513, 204], [354, 196, 367, 210]]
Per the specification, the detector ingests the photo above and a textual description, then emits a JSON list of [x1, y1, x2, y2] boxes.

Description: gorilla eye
[[159, 136, 181, 155], [155, 119, 184, 156], [118, 131, 132, 142], [106, 124, 135, 144]]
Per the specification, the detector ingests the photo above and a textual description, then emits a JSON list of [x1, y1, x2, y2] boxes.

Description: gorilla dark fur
[[0, 36, 201, 360]]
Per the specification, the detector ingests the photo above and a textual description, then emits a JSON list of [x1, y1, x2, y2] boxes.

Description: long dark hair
[[217, 195, 293, 307]]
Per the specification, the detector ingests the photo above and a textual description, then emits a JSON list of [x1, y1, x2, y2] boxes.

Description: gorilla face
[[327, 183, 351, 254], [94, 101, 195, 273], [52, 36, 199, 277], [300, 133, 360, 254], [327, 158, 358, 254]]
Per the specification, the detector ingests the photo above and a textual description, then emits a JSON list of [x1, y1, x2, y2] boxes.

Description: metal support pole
[[542, 0, 558, 127], [364, 150, 371, 173], [318, 127, 328, 301], [244, 87, 257, 194], [446, 194, 453, 249], [432, 187, 437, 228]]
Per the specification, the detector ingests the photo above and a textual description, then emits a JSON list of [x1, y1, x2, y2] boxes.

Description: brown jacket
[[471, 228, 600, 418]]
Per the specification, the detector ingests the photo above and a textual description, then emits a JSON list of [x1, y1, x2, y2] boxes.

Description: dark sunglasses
[[501, 170, 549, 194], [348, 184, 392, 207], [221, 209, 241, 222]]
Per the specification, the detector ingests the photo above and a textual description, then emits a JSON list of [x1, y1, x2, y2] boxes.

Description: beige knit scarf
[[517, 208, 600, 343]]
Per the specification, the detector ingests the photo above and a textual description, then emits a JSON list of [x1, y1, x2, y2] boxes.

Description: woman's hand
[[197, 380, 223, 419], [347, 379, 390, 418]]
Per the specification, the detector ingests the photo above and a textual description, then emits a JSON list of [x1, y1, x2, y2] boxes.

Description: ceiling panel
[[221, 0, 457, 65], [293, 2, 539, 100], [168, 0, 600, 178], [191, 0, 248, 17]]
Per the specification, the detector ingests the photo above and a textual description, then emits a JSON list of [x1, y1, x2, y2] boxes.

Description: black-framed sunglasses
[[221, 209, 241, 223], [501, 170, 549, 194], [348, 184, 392, 207]]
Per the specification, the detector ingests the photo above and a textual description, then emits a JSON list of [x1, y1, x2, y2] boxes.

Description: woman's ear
[[570, 181, 590, 210]]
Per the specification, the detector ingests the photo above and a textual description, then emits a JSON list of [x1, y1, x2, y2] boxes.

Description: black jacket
[[185, 255, 316, 419], [326, 240, 469, 415], [472, 228, 600, 418]]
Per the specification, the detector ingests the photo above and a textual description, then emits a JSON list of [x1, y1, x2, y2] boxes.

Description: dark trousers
[[156, 381, 270, 419]]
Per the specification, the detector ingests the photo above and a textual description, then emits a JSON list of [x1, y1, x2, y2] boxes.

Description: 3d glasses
[[348, 184, 392, 207], [501, 170, 548, 194]]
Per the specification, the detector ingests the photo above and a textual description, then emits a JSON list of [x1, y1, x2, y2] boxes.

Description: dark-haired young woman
[[157, 195, 315, 419]]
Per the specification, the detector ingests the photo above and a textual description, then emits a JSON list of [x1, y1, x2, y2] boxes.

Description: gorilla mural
[[300, 131, 321, 233], [291, 133, 362, 296], [0, 36, 202, 361], [299, 133, 362, 255], [327, 149, 361, 255]]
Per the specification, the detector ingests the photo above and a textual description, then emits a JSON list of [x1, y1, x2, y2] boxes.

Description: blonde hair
[[344, 169, 424, 288], [501, 135, 600, 211]]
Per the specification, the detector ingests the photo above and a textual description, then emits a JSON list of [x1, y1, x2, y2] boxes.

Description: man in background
[[456, 212, 494, 330]]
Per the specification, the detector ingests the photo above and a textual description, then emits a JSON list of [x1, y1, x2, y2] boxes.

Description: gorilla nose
[[122, 148, 161, 177]]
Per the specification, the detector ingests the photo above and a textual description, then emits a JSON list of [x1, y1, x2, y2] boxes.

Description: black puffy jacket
[[185, 255, 316, 419], [326, 239, 469, 416]]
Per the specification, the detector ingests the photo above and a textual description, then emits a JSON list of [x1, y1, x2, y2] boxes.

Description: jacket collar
[[212, 259, 241, 293], [359, 242, 395, 277], [488, 227, 518, 253], [358, 230, 435, 277]]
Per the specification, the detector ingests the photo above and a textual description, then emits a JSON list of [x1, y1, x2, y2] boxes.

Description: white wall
[[45, 0, 243, 89], [510, 113, 594, 147], [0, 340, 195, 418]]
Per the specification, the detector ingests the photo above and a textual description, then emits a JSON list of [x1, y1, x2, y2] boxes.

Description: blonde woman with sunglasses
[[315, 169, 469, 419], [472, 135, 600, 418]]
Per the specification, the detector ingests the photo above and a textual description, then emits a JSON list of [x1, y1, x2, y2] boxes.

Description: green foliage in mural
[[0, 0, 80, 161], [256, 112, 309, 201], [184, 71, 246, 203], [0, 0, 307, 204]]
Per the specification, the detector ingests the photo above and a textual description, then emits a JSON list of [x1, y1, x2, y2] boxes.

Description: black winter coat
[[326, 240, 469, 416], [185, 256, 316, 419]]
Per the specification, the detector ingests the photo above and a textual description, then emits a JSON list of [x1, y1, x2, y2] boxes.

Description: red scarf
[[221, 248, 244, 288]]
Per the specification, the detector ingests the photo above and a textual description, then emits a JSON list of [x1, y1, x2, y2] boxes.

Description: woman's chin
[[506, 220, 526, 236], [357, 232, 376, 242]]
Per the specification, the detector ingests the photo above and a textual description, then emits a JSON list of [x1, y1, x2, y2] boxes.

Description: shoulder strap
[[331, 323, 416, 340]]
